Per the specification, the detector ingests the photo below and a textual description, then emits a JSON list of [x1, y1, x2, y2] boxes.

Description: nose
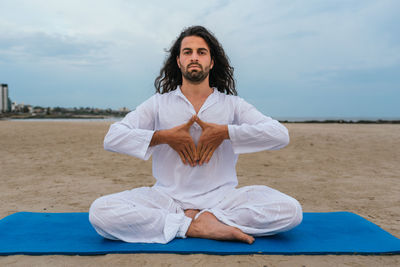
[[190, 52, 199, 62]]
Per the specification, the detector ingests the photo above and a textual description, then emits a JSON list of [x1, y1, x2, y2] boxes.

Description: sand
[[0, 121, 399, 266]]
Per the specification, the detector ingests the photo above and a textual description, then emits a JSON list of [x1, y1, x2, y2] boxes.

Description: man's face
[[177, 36, 214, 84]]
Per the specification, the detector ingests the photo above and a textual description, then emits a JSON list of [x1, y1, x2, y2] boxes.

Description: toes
[[233, 229, 255, 244], [242, 234, 254, 244], [246, 235, 255, 244]]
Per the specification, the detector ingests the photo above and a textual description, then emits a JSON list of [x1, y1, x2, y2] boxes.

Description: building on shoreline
[[0, 83, 130, 117], [0, 84, 11, 113]]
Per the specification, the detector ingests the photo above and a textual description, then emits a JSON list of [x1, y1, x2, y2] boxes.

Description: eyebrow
[[182, 47, 209, 52]]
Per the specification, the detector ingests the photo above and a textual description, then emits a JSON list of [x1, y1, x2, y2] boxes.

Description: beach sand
[[0, 121, 399, 266]]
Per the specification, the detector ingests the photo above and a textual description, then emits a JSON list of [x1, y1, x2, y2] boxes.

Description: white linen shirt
[[104, 88, 289, 209]]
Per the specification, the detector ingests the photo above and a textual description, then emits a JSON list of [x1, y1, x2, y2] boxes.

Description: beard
[[181, 63, 211, 83]]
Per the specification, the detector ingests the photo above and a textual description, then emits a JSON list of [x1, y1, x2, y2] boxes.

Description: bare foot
[[186, 211, 254, 244], [184, 209, 200, 219]]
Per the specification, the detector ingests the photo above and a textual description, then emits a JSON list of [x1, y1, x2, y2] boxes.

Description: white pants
[[89, 185, 302, 244]]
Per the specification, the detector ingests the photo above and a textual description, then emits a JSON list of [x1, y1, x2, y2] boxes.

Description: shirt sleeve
[[103, 95, 157, 160], [227, 98, 289, 154]]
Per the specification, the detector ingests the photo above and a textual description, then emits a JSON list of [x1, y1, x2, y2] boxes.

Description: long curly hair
[[154, 26, 237, 95]]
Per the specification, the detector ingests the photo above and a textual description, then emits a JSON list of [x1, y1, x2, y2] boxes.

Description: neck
[[180, 78, 212, 98]]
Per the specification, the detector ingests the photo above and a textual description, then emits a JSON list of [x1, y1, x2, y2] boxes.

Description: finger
[[198, 141, 207, 163], [189, 141, 197, 161], [196, 142, 202, 161], [185, 115, 196, 128], [182, 148, 192, 166], [195, 116, 207, 129], [178, 151, 186, 165], [205, 146, 217, 163], [184, 144, 196, 166], [189, 143, 198, 165], [198, 145, 207, 165], [199, 145, 213, 165], [184, 145, 195, 166]]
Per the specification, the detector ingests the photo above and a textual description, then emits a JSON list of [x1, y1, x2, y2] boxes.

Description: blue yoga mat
[[0, 211, 399, 255]]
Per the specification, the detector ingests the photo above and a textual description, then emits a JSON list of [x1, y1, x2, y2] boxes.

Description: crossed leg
[[89, 185, 302, 244], [185, 209, 254, 244], [89, 187, 192, 244], [184, 185, 302, 244], [197, 185, 303, 237]]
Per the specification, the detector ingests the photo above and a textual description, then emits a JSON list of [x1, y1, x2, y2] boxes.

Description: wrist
[[150, 129, 169, 146], [221, 125, 229, 140]]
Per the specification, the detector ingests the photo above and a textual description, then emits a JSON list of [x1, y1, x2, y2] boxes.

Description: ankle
[[184, 209, 200, 220], [186, 219, 201, 237]]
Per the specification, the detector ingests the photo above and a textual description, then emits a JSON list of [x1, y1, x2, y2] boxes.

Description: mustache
[[188, 63, 202, 68]]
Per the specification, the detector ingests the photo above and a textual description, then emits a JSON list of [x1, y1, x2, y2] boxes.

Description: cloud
[[0, 31, 110, 65], [0, 0, 399, 117]]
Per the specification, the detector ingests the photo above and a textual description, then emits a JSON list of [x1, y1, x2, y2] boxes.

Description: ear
[[176, 56, 181, 69], [210, 58, 214, 69]]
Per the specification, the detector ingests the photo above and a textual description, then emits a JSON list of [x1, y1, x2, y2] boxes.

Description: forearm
[[104, 122, 155, 160], [228, 120, 289, 154], [103, 96, 157, 160], [231, 98, 289, 153]]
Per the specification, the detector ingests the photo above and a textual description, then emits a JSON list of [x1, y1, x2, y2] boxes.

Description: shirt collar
[[174, 86, 219, 114], [174, 86, 217, 98]]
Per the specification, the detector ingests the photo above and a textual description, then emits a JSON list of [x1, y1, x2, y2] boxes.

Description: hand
[[160, 115, 198, 166], [195, 117, 229, 165]]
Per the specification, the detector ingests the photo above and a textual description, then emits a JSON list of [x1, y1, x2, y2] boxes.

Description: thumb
[[185, 115, 196, 128], [195, 116, 207, 129]]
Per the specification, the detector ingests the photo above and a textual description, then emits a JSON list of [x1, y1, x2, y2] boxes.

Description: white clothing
[[102, 88, 290, 209], [89, 88, 302, 243], [89, 185, 302, 244]]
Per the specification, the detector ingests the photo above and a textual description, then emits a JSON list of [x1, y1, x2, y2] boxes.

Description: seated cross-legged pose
[[89, 25, 302, 244]]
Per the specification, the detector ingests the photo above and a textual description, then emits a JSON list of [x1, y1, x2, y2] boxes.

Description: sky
[[0, 0, 399, 119]]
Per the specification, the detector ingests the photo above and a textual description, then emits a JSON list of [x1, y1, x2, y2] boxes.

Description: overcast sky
[[1, 0, 399, 119]]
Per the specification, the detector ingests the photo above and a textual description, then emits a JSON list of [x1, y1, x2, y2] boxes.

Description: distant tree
[[22, 106, 30, 113]]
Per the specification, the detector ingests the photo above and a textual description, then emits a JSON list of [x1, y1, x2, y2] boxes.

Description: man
[[89, 26, 302, 244]]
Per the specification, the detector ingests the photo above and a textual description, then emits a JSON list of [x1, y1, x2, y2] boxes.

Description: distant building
[[11, 101, 17, 112], [0, 84, 10, 113], [119, 107, 130, 113]]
